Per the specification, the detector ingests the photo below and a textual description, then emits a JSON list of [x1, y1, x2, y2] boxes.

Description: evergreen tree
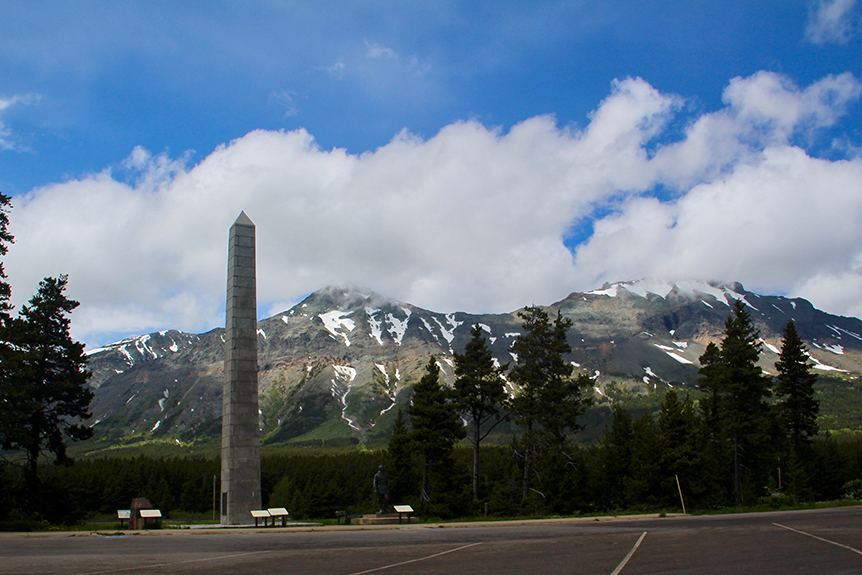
[[601, 404, 633, 509], [774, 320, 819, 500], [0, 193, 17, 455], [0, 192, 13, 320], [813, 432, 847, 500], [453, 324, 507, 500], [697, 342, 723, 435], [1, 276, 94, 481], [696, 341, 731, 504], [774, 320, 819, 453], [407, 357, 465, 503], [698, 299, 773, 506], [385, 408, 415, 504], [508, 306, 591, 502], [658, 389, 702, 507], [627, 412, 663, 508]]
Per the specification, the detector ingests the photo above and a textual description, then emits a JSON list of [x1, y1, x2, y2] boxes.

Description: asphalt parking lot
[[1, 506, 860, 574]]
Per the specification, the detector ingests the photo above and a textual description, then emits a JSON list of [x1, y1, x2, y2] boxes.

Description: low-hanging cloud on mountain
[[6, 71, 862, 347]]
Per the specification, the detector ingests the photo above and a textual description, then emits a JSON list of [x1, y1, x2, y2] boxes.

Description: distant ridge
[[81, 280, 862, 451]]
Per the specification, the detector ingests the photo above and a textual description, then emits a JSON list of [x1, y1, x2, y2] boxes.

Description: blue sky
[[2, 1, 862, 347]]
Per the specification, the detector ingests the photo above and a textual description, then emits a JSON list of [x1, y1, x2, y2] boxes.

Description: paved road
[[1, 507, 861, 574]]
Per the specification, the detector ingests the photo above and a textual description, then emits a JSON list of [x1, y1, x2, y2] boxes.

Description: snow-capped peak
[[588, 278, 745, 304]]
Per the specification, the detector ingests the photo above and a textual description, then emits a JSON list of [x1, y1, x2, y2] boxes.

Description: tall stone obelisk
[[221, 211, 261, 525]]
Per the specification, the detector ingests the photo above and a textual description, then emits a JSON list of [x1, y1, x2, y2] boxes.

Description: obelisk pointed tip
[[234, 211, 254, 227]]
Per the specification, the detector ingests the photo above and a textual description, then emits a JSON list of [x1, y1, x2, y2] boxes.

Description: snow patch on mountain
[[331, 365, 360, 430], [135, 335, 158, 359], [376, 363, 389, 385], [760, 339, 780, 354], [439, 314, 462, 344], [644, 367, 661, 381], [823, 343, 845, 355], [387, 309, 411, 345], [807, 354, 848, 372], [366, 307, 384, 345], [589, 279, 746, 306], [830, 325, 862, 341], [119, 344, 135, 365], [158, 388, 169, 412], [320, 310, 356, 347], [420, 318, 441, 345]]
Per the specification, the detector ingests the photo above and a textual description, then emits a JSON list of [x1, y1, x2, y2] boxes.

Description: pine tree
[[658, 389, 701, 507], [0, 192, 13, 320], [698, 299, 773, 507], [509, 306, 591, 502], [775, 320, 819, 453], [0, 193, 17, 455], [407, 357, 465, 503], [2, 276, 94, 481], [385, 408, 415, 504], [601, 404, 633, 509], [453, 324, 507, 501], [774, 320, 819, 500], [627, 412, 663, 508]]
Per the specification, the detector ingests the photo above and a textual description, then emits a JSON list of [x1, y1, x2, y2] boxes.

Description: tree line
[[1, 430, 859, 527]]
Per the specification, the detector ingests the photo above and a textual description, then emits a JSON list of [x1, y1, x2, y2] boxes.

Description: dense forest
[[2, 431, 861, 527]]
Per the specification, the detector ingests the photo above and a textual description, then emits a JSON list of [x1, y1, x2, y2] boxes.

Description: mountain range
[[81, 279, 862, 453]]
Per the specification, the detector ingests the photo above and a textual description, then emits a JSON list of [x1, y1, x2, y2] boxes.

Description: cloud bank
[[6, 72, 862, 347]]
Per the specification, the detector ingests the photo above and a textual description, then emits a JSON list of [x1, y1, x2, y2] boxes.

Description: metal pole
[[675, 474, 686, 515], [213, 475, 217, 522]]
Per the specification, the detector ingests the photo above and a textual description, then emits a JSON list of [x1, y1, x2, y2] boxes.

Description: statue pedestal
[[353, 513, 418, 525]]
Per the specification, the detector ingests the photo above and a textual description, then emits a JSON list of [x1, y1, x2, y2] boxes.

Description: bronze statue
[[373, 465, 390, 514]]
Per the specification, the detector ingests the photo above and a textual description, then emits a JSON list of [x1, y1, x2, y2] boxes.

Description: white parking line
[[774, 522, 862, 556], [610, 531, 647, 575], [347, 542, 484, 575], [77, 550, 275, 574]]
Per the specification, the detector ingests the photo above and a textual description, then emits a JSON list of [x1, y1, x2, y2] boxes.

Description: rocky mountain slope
[[82, 280, 862, 450]]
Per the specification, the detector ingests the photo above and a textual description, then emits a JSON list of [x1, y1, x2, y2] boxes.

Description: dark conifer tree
[[697, 342, 723, 434], [0, 193, 17, 455], [385, 408, 415, 504], [698, 299, 773, 507], [696, 341, 731, 504], [0, 192, 13, 320], [2, 276, 94, 481], [601, 404, 633, 509], [407, 357, 465, 502], [627, 412, 663, 508], [658, 389, 702, 507], [774, 320, 819, 500], [774, 320, 819, 452], [509, 306, 591, 503], [454, 324, 507, 500]]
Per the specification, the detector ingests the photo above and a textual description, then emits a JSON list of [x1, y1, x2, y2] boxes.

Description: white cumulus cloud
[[5, 73, 862, 347]]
